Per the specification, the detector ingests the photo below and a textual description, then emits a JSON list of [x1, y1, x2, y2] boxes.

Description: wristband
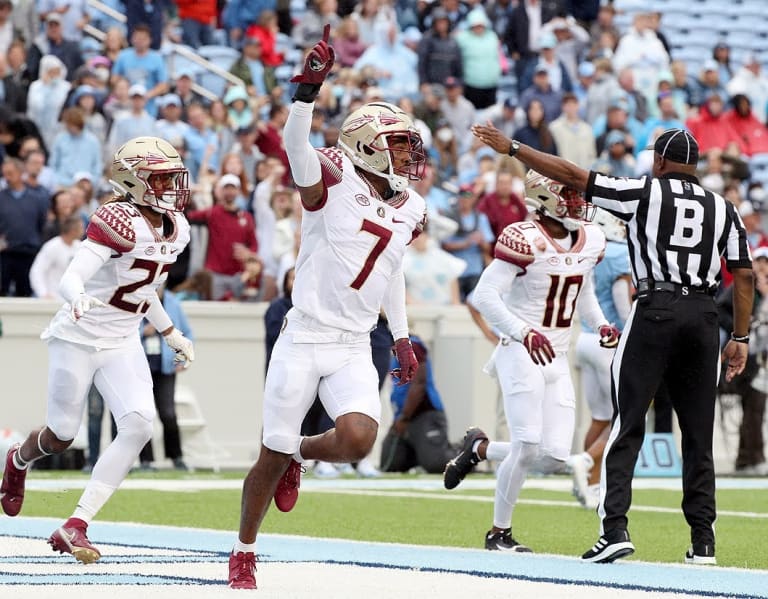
[[731, 332, 750, 344], [292, 82, 323, 103]]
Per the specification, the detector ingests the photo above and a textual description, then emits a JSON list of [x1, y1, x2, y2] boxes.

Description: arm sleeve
[[612, 276, 633, 324], [29, 244, 50, 297], [576, 274, 609, 332], [381, 269, 409, 340], [145, 293, 173, 333], [472, 259, 531, 341], [58, 240, 112, 303], [284, 101, 322, 187]]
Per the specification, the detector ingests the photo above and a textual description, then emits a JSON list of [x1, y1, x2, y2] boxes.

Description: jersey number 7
[[350, 219, 393, 290]]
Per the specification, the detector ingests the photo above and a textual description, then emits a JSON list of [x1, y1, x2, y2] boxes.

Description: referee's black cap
[[654, 128, 699, 165]]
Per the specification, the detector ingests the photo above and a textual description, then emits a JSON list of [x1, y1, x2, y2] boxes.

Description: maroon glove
[[598, 324, 621, 349], [523, 329, 555, 365], [390, 338, 418, 385], [290, 24, 335, 89]]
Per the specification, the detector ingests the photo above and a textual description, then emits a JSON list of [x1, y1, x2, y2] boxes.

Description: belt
[[652, 281, 717, 296]]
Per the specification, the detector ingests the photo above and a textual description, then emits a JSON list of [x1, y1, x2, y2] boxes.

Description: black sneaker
[[581, 529, 635, 563], [685, 543, 716, 565], [443, 427, 488, 490], [485, 529, 532, 552]]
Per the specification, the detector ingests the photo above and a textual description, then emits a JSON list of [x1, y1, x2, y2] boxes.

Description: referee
[[472, 124, 753, 565]]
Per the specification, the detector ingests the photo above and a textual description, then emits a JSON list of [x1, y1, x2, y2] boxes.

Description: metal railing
[[85, 0, 245, 102]]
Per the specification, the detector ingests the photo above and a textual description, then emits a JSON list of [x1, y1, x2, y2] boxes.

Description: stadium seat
[[197, 71, 228, 98], [174, 385, 227, 472], [197, 45, 240, 72]]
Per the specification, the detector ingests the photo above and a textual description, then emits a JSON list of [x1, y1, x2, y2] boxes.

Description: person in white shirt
[[29, 216, 83, 300]]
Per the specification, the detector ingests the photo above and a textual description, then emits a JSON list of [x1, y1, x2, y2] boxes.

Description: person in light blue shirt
[[49, 107, 103, 187], [353, 23, 419, 103], [183, 103, 219, 182], [106, 84, 157, 158]]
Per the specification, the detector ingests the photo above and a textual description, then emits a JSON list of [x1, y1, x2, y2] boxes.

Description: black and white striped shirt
[[586, 172, 752, 288]]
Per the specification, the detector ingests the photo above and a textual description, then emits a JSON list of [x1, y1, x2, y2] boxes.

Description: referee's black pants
[[601, 289, 720, 547]]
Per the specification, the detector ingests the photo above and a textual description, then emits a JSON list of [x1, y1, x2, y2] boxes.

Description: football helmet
[[110, 137, 190, 212], [338, 102, 426, 193], [524, 169, 591, 231], [592, 207, 627, 242]]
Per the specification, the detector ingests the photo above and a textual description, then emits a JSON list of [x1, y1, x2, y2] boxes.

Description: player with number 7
[[228, 24, 429, 590]]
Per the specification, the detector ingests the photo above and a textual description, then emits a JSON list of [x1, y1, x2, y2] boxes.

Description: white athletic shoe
[[583, 484, 600, 510], [567, 452, 593, 508], [355, 457, 380, 478], [313, 461, 339, 478], [334, 462, 356, 475]]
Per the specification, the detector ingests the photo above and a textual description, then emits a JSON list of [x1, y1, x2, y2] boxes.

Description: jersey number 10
[[542, 274, 583, 328]]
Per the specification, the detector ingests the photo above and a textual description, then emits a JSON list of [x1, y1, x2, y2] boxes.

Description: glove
[[163, 328, 195, 366], [522, 328, 555, 365], [598, 324, 621, 349], [69, 293, 106, 321], [290, 24, 335, 103], [390, 337, 418, 385]]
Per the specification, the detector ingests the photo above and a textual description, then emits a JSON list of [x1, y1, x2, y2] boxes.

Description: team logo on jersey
[[355, 194, 370, 206], [377, 207, 385, 218], [547, 256, 560, 266], [565, 257, 573, 265], [145, 246, 156, 255], [161, 245, 168, 255]]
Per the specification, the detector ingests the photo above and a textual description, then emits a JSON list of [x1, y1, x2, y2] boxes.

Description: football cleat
[[1, 444, 28, 517], [485, 529, 532, 552], [582, 529, 635, 563], [274, 459, 304, 512], [48, 518, 101, 564], [567, 452, 594, 509], [685, 543, 716, 565], [443, 427, 488, 490], [228, 551, 257, 589]]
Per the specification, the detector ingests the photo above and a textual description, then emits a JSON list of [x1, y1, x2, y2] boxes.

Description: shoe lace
[[285, 463, 306, 489], [236, 552, 257, 578]]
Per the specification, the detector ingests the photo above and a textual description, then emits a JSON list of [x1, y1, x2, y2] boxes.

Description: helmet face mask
[[524, 169, 592, 231], [110, 137, 190, 212], [338, 102, 426, 193]]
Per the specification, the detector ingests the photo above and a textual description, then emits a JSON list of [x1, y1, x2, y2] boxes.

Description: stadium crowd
[[0, 0, 766, 475]]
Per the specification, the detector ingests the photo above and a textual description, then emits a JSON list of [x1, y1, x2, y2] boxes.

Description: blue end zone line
[[2, 517, 767, 597]]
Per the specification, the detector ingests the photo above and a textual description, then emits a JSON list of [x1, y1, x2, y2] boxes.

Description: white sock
[[471, 439, 484, 458], [292, 438, 305, 463], [486, 441, 511, 462], [233, 539, 257, 554], [12, 452, 30, 470], [73, 480, 117, 524]]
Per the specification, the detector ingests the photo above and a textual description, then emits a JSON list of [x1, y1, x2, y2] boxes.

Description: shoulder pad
[[87, 202, 138, 253], [316, 147, 343, 188], [494, 223, 535, 267]]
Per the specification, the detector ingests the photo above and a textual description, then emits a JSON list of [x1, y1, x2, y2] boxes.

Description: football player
[[569, 208, 632, 509], [0, 137, 194, 563], [443, 170, 620, 552], [229, 26, 427, 589]]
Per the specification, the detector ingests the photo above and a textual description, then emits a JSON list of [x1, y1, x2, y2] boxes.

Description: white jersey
[[292, 148, 427, 333], [494, 219, 606, 352], [43, 201, 190, 348]]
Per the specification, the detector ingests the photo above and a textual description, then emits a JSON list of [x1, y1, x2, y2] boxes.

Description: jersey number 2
[[109, 258, 171, 313], [351, 219, 393, 290], [542, 274, 583, 328]]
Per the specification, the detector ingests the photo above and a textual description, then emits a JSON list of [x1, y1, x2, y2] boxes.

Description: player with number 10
[[228, 25, 428, 589]]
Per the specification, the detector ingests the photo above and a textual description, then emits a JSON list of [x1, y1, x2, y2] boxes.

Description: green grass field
[[19, 470, 768, 570]]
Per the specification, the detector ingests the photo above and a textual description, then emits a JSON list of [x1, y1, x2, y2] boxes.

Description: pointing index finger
[[322, 23, 331, 44]]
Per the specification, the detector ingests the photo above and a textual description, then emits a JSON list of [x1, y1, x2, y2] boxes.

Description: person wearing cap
[[472, 121, 753, 566], [726, 52, 768, 126], [186, 173, 259, 301], [593, 95, 644, 156], [439, 76, 476, 153], [505, 0, 562, 95], [27, 11, 84, 81], [39, 0, 89, 43], [541, 15, 590, 87], [519, 63, 563, 124], [229, 31, 277, 98], [636, 90, 686, 154], [111, 23, 169, 117], [690, 59, 728, 110], [156, 94, 192, 146], [106, 83, 158, 158], [591, 129, 635, 178], [454, 9, 501, 109], [518, 32, 573, 94], [416, 6, 462, 89]]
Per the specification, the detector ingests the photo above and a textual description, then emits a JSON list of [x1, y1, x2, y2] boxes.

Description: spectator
[[245, 10, 284, 68], [351, 0, 389, 43], [156, 94, 191, 147], [49, 107, 102, 188], [71, 85, 108, 147], [617, 68, 649, 124], [124, 0, 164, 49], [4, 41, 32, 113], [441, 184, 494, 301], [183, 103, 220, 181], [514, 98, 557, 155], [670, 59, 696, 113], [585, 58, 621, 125], [519, 63, 563, 124], [138, 288, 194, 471], [712, 41, 733, 86], [292, 0, 341, 50], [112, 23, 169, 117], [454, 9, 501, 110], [591, 130, 636, 178], [440, 77, 476, 154], [686, 92, 745, 156], [380, 334, 457, 473], [0, 105, 46, 159], [28, 13, 84, 81], [223, 0, 277, 48], [593, 96, 643, 156], [690, 60, 729, 110], [38, 0, 89, 43], [549, 92, 596, 168], [106, 84, 158, 158], [333, 16, 368, 68], [477, 171, 528, 239], [727, 53, 768, 125], [41, 189, 75, 242], [101, 26, 126, 66], [542, 16, 590, 85], [403, 226, 466, 305], [231, 125, 265, 189], [0, 53, 26, 117], [519, 32, 572, 94], [724, 94, 768, 157], [172, 71, 208, 115], [23, 149, 54, 195], [9, 0, 35, 49], [0, 158, 49, 296], [353, 22, 419, 103], [26, 54, 70, 150], [637, 91, 686, 154], [176, 0, 217, 49], [29, 215, 83, 300], [255, 103, 290, 183], [187, 174, 259, 301], [229, 32, 277, 99], [416, 7, 462, 89], [223, 87, 253, 132], [588, 3, 620, 61]]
